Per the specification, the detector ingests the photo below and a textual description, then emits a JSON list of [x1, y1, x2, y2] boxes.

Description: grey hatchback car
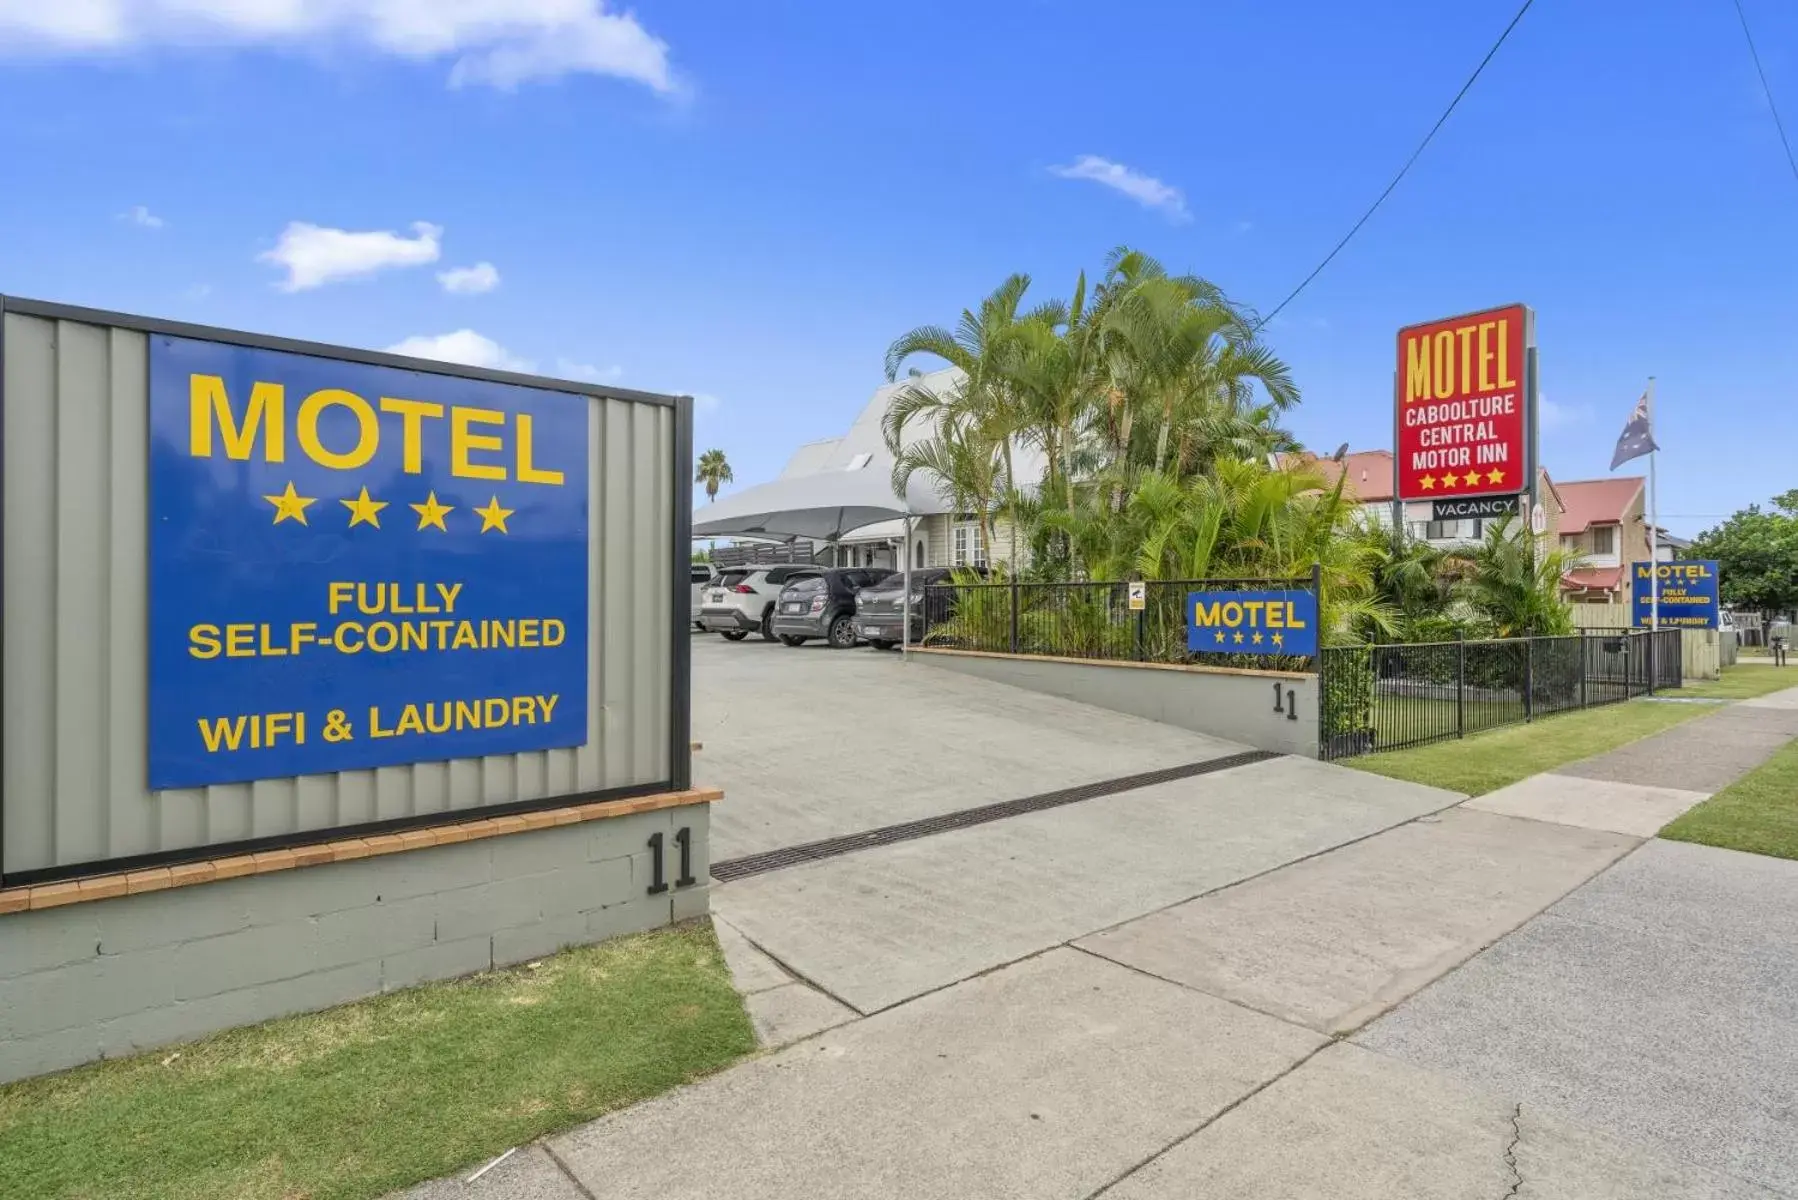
[[771, 567, 892, 648]]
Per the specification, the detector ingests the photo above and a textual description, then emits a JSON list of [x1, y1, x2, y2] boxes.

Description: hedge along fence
[[917, 576, 1320, 674]]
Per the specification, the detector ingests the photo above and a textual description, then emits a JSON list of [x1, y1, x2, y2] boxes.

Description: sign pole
[[1390, 369, 1403, 551], [1647, 376, 1659, 633]]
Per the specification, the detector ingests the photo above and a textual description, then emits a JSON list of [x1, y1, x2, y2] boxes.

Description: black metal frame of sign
[[0, 295, 695, 889]]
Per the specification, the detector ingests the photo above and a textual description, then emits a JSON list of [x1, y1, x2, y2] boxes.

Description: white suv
[[698, 565, 821, 642]]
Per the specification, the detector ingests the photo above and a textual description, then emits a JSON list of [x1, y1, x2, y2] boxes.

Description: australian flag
[[1609, 391, 1658, 470]]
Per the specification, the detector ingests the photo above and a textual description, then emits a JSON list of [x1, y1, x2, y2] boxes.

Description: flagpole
[[1647, 376, 1659, 633]]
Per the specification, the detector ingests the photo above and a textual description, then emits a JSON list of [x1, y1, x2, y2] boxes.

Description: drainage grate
[[710, 749, 1278, 883]]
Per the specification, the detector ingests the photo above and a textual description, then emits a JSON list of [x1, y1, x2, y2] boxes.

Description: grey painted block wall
[[915, 653, 1320, 758], [0, 804, 712, 1084]]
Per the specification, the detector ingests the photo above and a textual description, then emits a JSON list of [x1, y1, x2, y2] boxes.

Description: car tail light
[[732, 584, 755, 594], [809, 596, 825, 613]]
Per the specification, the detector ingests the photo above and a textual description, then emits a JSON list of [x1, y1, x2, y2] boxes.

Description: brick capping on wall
[[0, 787, 722, 916]]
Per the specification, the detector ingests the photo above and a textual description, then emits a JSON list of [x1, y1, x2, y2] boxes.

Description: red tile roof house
[[1554, 477, 1653, 602], [1291, 449, 1566, 550]]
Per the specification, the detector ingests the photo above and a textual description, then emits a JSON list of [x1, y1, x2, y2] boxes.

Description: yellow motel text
[[1191, 598, 1309, 631], [189, 374, 564, 484], [196, 695, 562, 753], [1403, 316, 1518, 404]]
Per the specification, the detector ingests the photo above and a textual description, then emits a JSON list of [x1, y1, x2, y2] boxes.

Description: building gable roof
[[1555, 477, 1645, 534]]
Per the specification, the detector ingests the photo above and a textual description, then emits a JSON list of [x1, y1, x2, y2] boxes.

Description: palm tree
[[695, 449, 733, 503], [1452, 515, 1575, 637]]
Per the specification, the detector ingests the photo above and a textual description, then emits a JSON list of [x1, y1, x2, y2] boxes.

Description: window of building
[[914, 539, 925, 568], [1561, 535, 1580, 554], [952, 522, 988, 568], [1592, 525, 1617, 555], [844, 452, 873, 471], [1420, 519, 1481, 541]]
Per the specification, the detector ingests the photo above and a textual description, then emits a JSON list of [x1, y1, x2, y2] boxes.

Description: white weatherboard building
[[695, 367, 1042, 572]]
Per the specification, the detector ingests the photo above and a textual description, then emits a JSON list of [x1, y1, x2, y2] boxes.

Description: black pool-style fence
[[1318, 628, 1683, 760]]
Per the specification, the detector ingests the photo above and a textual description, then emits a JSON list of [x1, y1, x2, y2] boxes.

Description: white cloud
[[1049, 155, 1190, 222], [1538, 394, 1592, 431], [0, 1, 677, 92], [387, 330, 533, 373], [119, 203, 163, 229], [260, 220, 440, 291], [438, 261, 500, 295], [555, 358, 622, 383]]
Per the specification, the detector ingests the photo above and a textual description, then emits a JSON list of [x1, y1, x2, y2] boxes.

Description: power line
[[1256, 0, 1537, 330], [1730, 0, 1798, 190]]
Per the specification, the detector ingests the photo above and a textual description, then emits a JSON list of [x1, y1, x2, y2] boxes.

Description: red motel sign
[[1395, 304, 1532, 503]]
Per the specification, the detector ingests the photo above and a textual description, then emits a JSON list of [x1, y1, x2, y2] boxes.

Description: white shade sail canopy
[[691, 468, 939, 542]]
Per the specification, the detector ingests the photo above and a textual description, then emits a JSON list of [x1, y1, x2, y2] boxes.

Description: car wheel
[[779, 635, 806, 647], [759, 608, 777, 642], [869, 639, 895, 651], [720, 630, 749, 642], [827, 614, 856, 649]]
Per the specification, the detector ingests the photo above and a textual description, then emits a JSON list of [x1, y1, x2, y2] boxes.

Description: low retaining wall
[[912, 649, 1317, 758], [0, 790, 714, 1084]]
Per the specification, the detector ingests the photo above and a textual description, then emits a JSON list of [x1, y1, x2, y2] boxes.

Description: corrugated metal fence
[[2, 300, 689, 883]]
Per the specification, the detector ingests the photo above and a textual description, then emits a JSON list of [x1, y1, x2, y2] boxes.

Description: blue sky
[[0, 0, 1792, 536]]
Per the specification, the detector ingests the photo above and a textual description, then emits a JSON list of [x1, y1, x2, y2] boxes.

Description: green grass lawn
[[0, 922, 755, 1200], [1665, 663, 1798, 701], [1348, 699, 1710, 797], [1661, 738, 1798, 861]]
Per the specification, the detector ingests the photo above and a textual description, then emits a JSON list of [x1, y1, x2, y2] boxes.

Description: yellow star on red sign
[[474, 495, 514, 534], [410, 491, 453, 532], [1487, 468, 1506, 485], [340, 486, 387, 529], [263, 481, 316, 526], [1419, 474, 1437, 490]]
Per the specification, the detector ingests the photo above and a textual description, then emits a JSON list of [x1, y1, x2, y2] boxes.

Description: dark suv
[[854, 565, 988, 648], [772, 567, 893, 648]]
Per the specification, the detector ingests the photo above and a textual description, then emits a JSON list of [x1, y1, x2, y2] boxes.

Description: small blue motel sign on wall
[[1186, 590, 1318, 657]]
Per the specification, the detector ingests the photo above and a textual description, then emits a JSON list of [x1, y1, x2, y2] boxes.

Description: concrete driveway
[[691, 635, 1249, 860]]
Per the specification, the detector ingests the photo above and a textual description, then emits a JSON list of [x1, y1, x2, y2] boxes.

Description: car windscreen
[[717, 571, 749, 588], [784, 576, 825, 595]]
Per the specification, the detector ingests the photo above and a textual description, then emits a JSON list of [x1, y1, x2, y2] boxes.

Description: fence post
[[1647, 629, 1658, 696], [1524, 637, 1534, 722], [1580, 634, 1588, 710], [1133, 602, 1146, 662], [1009, 576, 1020, 655], [1456, 634, 1465, 739]]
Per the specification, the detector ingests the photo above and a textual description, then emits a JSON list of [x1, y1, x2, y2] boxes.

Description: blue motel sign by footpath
[[1633, 560, 1721, 630], [1186, 589, 1318, 657], [147, 335, 591, 789]]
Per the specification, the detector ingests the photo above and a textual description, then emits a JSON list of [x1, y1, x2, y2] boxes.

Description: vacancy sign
[[1396, 304, 1531, 502]]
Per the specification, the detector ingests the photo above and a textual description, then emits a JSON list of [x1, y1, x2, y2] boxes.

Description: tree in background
[[1689, 490, 1798, 617], [694, 449, 733, 502], [881, 248, 1300, 589]]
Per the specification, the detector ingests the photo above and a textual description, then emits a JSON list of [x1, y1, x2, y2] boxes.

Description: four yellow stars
[[1420, 470, 1509, 490], [264, 483, 520, 533], [341, 486, 388, 529], [264, 482, 317, 525]]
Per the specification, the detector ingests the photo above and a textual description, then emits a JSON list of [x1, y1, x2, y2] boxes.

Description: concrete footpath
[[399, 687, 1798, 1199]]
